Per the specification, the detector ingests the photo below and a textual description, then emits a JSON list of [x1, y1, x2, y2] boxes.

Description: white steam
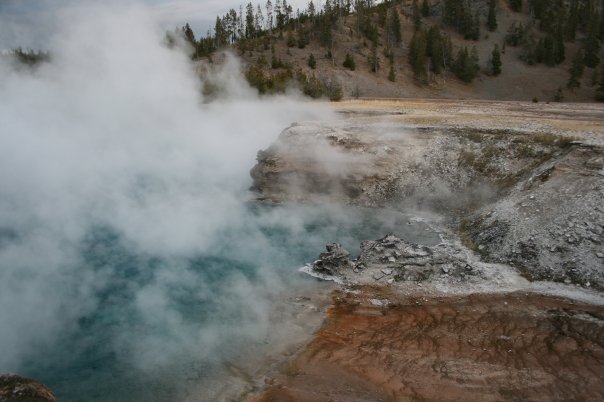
[[0, 2, 332, 385]]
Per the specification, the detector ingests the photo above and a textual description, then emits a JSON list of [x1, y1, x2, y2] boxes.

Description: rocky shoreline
[[249, 99, 604, 401], [251, 99, 604, 290]]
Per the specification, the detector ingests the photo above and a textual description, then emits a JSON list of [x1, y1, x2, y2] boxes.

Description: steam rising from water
[[0, 4, 335, 399]]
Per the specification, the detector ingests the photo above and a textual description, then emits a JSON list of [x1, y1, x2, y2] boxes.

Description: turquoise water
[[20, 204, 439, 401]]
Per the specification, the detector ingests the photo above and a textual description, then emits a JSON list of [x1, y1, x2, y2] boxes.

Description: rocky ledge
[[252, 101, 604, 289], [312, 235, 480, 283], [0, 374, 57, 402]]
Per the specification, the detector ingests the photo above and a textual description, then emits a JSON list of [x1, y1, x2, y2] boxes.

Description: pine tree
[[491, 44, 502, 75], [421, 0, 430, 17], [266, 0, 274, 31], [553, 31, 565, 64], [462, 8, 480, 40], [470, 45, 480, 75], [343, 52, 356, 70], [409, 30, 428, 82], [286, 30, 296, 47], [566, 0, 579, 41], [509, 0, 522, 12], [584, 13, 601, 68], [368, 44, 380, 72], [308, 0, 316, 18], [568, 49, 585, 88], [183, 23, 196, 45], [412, 0, 422, 32], [245, 2, 255, 38], [543, 35, 556, 66], [308, 53, 317, 69], [388, 9, 402, 46], [470, 10, 480, 40], [487, 0, 497, 32], [214, 17, 228, 47], [388, 65, 396, 81], [453, 46, 480, 82], [443, 0, 461, 27], [427, 25, 444, 74]]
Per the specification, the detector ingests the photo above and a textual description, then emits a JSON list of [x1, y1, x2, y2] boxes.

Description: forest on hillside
[[168, 0, 604, 101]]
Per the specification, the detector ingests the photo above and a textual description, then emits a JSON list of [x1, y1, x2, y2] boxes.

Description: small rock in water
[[313, 243, 352, 275], [373, 272, 385, 281], [381, 268, 393, 275], [388, 256, 396, 263], [596, 252, 604, 259]]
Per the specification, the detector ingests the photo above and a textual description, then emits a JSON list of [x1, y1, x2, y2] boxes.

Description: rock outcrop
[[312, 243, 353, 276], [252, 101, 604, 289], [310, 234, 496, 289], [0, 374, 57, 402]]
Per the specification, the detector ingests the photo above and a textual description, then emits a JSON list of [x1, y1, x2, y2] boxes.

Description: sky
[[0, 0, 311, 49]]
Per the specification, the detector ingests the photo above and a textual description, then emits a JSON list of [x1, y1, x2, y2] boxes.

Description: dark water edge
[[19, 203, 440, 402]]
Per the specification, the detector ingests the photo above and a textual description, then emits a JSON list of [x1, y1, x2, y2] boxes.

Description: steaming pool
[[19, 203, 440, 401]]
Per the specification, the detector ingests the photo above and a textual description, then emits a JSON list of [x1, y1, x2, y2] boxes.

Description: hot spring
[[15, 204, 440, 401], [0, 5, 441, 401]]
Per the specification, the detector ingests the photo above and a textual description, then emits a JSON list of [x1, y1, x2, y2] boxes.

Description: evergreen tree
[[266, 0, 274, 31], [509, 0, 522, 12], [491, 44, 502, 75], [487, 0, 497, 32], [545, 36, 556, 66], [308, 53, 317, 69], [568, 49, 585, 88], [421, 0, 430, 17], [584, 13, 601, 68], [368, 44, 380, 72], [409, 30, 428, 82], [566, 0, 579, 41], [427, 25, 445, 74], [214, 17, 228, 47], [453, 46, 480, 82], [286, 30, 296, 47], [343, 52, 356, 70], [308, 1, 316, 18], [255, 5, 264, 32], [443, 0, 462, 27], [388, 9, 402, 46], [470, 45, 480, 73], [183, 23, 196, 45], [468, 10, 480, 40], [553, 31, 565, 64], [245, 2, 255, 38], [412, 0, 422, 31], [388, 65, 396, 81]]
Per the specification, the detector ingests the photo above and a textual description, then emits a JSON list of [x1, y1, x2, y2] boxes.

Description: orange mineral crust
[[254, 287, 604, 402]]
